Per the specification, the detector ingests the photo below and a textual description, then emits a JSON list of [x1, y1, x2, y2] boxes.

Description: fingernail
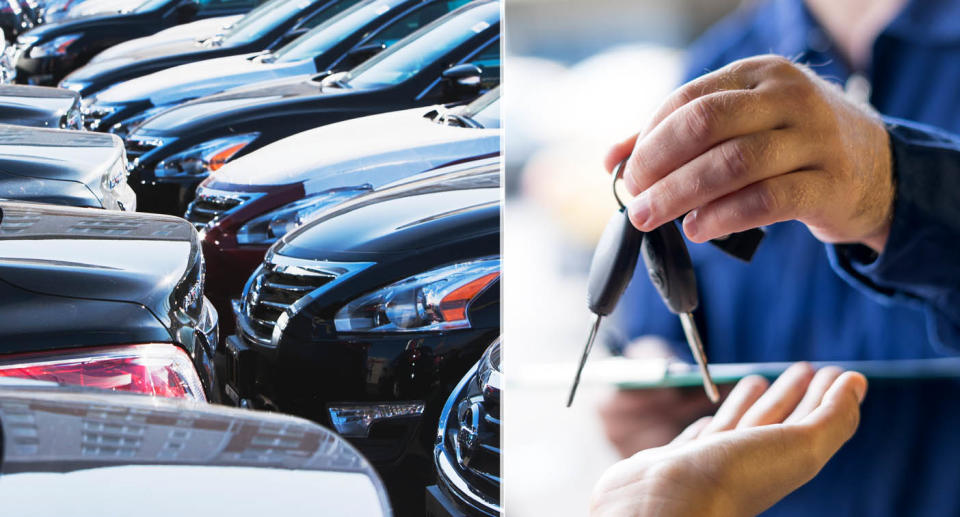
[[683, 210, 699, 239], [853, 374, 867, 403], [628, 193, 651, 229]]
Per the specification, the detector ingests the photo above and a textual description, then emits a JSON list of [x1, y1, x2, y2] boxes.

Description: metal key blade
[[567, 314, 602, 407], [679, 312, 720, 403]]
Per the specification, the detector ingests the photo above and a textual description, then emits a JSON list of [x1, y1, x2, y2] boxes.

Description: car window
[[466, 36, 499, 90], [273, 0, 404, 63], [459, 86, 499, 128], [343, 0, 498, 89], [293, 0, 358, 29], [359, 0, 471, 48], [221, 0, 327, 44], [198, 0, 260, 13], [134, 0, 174, 13]]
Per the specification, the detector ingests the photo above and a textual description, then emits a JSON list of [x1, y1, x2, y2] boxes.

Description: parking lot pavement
[[504, 200, 621, 516]]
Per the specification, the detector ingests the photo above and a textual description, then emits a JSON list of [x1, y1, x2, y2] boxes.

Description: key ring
[[613, 158, 627, 210]]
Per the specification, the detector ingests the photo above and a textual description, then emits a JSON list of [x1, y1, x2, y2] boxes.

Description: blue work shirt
[[611, 0, 960, 515]]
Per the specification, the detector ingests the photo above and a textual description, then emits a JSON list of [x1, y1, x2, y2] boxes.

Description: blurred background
[[503, 0, 740, 515]]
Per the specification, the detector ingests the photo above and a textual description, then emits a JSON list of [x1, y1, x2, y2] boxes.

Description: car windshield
[[134, 0, 174, 13], [342, 0, 497, 89], [221, 0, 315, 44], [458, 86, 499, 127], [272, 0, 400, 63]]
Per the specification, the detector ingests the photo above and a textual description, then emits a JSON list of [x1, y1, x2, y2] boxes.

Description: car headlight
[[60, 101, 82, 129], [235, 186, 372, 245], [28, 33, 81, 58], [109, 104, 171, 138], [155, 133, 258, 181], [334, 257, 500, 333], [327, 401, 425, 438]]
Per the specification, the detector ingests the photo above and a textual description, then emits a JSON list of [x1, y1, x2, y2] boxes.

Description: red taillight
[[0, 344, 206, 401]]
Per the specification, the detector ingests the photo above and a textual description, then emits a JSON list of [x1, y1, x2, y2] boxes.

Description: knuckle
[[684, 97, 720, 141], [752, 181, 782, 216], [718, 140, 753, 180]]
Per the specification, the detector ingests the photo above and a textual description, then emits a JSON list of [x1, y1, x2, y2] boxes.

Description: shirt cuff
[[827, 117, 960, 351]]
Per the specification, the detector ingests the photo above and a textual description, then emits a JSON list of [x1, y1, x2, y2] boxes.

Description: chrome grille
[[240, 262, 337, 344], [83, 106, 114, 131], [436, 340, 501, 514], [123, 137, 163, 168], [184, 191, 249, 230]]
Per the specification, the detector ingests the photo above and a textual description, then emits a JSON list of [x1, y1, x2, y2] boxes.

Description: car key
[[566, 202, 644, 407], [640, 219, 720, 403], [567, 160, 721, 406]]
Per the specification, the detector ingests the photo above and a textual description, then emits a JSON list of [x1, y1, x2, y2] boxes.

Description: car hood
[[91, 14, 240, 62], [0, 386, 390, 517], [22, 11, 134, 39], [135, 74, 346, 133], [0, 125, 121, 184], [208, 106, 500, 191], [67, 39, 212, 81], [97, 53, 316, 107], [0, 86, 77, 126], [277, 184, 499, 257], [0, 201, 199, 322]]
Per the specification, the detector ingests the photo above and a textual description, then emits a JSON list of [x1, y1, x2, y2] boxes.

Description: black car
[[427, 338, 500, 517], [0, 379, 392, 516], [220, 158, 499, 512], [0, 84, 82, 128], [0, 124, 136, 209], [0, 200, 217, 400], [13, 0, 260, 85], [81, 0, 473, 136], [122, 0, 500, 214], [60, 0, 362, 99]]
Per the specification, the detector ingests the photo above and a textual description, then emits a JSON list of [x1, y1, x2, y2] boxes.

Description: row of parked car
[[0, 0, 501, 514]]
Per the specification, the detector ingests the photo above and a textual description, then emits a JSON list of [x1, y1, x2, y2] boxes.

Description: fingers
[[603, 54, 798, 176], [783, 366, 844, 423], [623, 89, 791, 197], [799, 371, 868, 461], [681, 169, 829, 242], [735, 362, 815, 428], [698, 375, 768, 435], [670, 415, 713, 445], [626, 129, 817, 231]]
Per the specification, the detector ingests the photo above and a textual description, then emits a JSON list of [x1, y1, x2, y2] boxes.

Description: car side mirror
[[174, 0, 198, 23], [441, 63, 482, 98]]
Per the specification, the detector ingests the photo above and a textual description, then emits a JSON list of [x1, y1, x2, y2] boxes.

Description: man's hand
[[591, 363, 867, 517], [606, 55, 894, 253]]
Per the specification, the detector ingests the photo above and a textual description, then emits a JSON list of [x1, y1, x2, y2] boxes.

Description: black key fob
[[587, 208, 644, 316], [641, 221, 698, 314], [708, 227, 766, 262]]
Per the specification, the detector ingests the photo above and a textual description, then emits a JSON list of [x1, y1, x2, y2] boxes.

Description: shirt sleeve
[[827, 117, 960, 351]]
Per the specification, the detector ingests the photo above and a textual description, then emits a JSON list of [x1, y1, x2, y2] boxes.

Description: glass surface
[[343, 0, 497, 89], [273, 0, 401, 63], [133, 0, 174, 13], [460, 87, 499, 128], [220, 0, 316, 44]]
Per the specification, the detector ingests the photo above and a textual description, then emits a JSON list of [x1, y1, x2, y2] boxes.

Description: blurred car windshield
[[220, 0, 313, 44], [459, 86, 498, 127], [342, 0, 496, 89], [134, 0, 173, 13], [272, 0, 400, 63]]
